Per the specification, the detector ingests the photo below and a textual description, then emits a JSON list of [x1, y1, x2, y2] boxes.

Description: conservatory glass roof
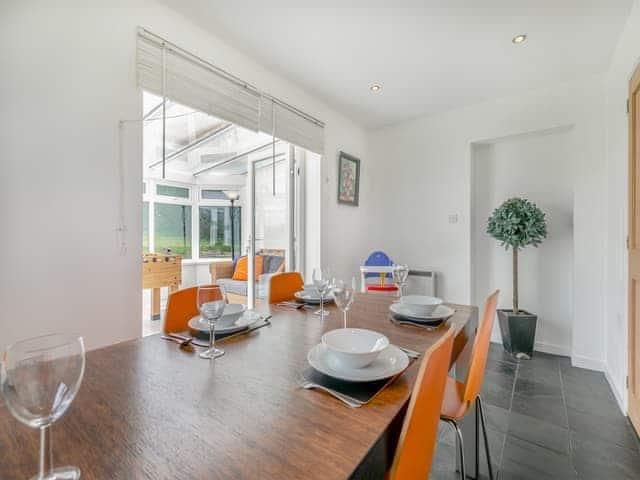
[[142, 91, 279, 177]]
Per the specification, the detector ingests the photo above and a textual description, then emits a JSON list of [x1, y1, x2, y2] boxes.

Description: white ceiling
[[159, 0, 633, 129]]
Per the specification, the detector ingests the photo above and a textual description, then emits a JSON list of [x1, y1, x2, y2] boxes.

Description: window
[[142, 179, 241, 260], [199, 206, 241, 258], [154, 203, 192, 258], [201, 189, 229, 201], [157, 184, 189, 199]]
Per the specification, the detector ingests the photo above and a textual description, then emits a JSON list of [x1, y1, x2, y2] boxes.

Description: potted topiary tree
[[487, 197, 547, 359]]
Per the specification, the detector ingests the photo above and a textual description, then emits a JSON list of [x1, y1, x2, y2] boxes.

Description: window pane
[[143, 202, 149, 253], [155, 203, 192, 259], [156, 184, 189, 199], [201, 189, 229, 200], [199, 206, 241, 258]]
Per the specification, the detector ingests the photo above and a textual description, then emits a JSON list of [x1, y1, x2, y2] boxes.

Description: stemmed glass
[[197, 285, 227, 359], [312, 268, 333, 317], [333, 277, 356, 328], [392, 264, 410, 298], [1, 333, 86, 480]]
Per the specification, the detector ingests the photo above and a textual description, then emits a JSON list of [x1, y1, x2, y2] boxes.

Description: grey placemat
[[301, 362, 413, 405], [391, 313, 446, 327]]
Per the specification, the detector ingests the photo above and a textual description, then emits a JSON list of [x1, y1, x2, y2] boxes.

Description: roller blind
[[260, 97, 324, 155], [137, 29, 325, 155], [137, 31, 261, 132]]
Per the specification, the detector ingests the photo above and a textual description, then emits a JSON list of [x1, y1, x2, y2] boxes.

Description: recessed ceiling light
[[512, 34, 527, 44], [370, 84, 382, 92]]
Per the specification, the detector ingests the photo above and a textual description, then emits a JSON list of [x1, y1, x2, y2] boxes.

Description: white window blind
[[137, 31, 260, 132], [259, 98, 324, 155], [136, 28, 325, 155]]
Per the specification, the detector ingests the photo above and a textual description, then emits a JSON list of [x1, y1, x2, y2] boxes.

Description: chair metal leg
[[477, 396, 495, 480], [445, 419, 466, 480], [475, 397, 480, 477]]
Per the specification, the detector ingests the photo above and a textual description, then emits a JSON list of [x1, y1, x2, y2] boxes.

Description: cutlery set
[[161, 315, 272, 350], [389, 315, 439, 331], [296, 373, 363, 408], [277, 301, 313, 309]]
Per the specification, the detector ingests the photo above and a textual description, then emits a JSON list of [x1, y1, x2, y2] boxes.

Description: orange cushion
[[232, 256, 263, 281]]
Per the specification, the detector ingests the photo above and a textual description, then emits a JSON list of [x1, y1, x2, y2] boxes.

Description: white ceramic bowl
[[303, 284, 320, 296], [321, 328, 389, 369], [216, 303, 246, 328], [400, 295, 443, 316]]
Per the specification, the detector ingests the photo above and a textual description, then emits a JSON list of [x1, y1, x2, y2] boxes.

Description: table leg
[[151, 288, 161, 321]]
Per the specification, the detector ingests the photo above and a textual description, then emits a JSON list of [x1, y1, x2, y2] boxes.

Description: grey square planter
[[497, 309, 538, 360]]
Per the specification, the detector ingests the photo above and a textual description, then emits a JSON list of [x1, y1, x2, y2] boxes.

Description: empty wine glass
[[1, 333, 86, 480], [197, 285, 227, 359], [312, 268, 333, 317], [333, 277, 356, 328], [392, 264, 410, 298]]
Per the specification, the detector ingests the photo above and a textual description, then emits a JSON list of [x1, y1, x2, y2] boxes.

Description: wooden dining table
[[0, 293, 478, 480]]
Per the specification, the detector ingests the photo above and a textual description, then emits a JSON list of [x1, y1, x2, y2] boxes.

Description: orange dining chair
[[268, 272, 304, 304], [440, 290, 500, 480], [163, 285, 225, 334], [387, 325, 456, 480]]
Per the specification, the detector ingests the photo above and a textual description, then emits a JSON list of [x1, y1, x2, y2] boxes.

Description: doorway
[[140, 91, 319, 334], [470, 127, 575, 356]]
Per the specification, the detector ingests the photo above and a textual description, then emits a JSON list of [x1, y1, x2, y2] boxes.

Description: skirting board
[[604, 367, 628, 415], [489, 337, 571, 357], [571, 354, 606, 372]]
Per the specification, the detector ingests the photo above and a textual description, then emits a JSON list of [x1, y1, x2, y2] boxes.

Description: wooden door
[[629, 64, 640, 434]]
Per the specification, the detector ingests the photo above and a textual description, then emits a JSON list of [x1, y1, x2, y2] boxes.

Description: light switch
[[448, 214, 458, 224]]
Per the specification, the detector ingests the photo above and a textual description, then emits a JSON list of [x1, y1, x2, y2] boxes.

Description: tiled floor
[[431, 344, 640, 479]]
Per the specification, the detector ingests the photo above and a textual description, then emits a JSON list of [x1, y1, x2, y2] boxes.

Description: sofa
[[209, 249, 285, 304]]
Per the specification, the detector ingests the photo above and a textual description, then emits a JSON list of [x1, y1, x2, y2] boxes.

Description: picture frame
[[337, 151, 360, 206]]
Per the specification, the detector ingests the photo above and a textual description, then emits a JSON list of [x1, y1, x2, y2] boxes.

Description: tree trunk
[[513, 247, 519, 314]]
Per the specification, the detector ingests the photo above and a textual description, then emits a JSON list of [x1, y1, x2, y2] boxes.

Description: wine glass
[[333, 277, 356, 328], [392, 264, 410, 298], [312, 268, 333, 317], [197, 285, 227, 359], [1, 333, 86, 480]]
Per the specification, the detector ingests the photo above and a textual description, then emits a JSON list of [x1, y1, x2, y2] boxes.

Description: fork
[[295, 373, 362, 408], [278, 301, 305, 309], [167, 332, 213, 347], [396, 346, 421, 359], [161, 335, 198, 349]]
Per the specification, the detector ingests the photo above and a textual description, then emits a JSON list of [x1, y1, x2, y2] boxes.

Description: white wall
[[369, 75, 607, 370], [471, 129, 574, 356], [0, 0, 369, 351], [604, 0, 640, 413]]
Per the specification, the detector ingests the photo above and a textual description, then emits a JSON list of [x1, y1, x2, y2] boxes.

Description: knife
[[216, 316, 272, 343]]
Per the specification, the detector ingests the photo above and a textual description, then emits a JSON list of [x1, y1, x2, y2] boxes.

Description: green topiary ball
[[487, 198, 547, 250]]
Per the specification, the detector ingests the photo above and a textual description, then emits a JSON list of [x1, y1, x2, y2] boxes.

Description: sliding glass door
[[246, 143, 301, 308]]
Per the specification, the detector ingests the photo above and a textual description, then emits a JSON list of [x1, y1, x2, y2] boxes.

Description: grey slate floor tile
[[430, 347, 640, 479]]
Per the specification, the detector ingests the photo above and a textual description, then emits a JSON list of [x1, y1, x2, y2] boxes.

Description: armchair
[[209, 249, 285, 304]]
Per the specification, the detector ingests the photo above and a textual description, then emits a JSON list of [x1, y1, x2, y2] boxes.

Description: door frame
[[628, 62, 640, 433]]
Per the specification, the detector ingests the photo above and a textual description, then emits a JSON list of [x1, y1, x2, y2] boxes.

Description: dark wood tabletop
[[0, 293, 477, 480]]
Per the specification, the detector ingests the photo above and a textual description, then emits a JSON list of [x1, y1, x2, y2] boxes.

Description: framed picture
[[337, 151, 360, 206]]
